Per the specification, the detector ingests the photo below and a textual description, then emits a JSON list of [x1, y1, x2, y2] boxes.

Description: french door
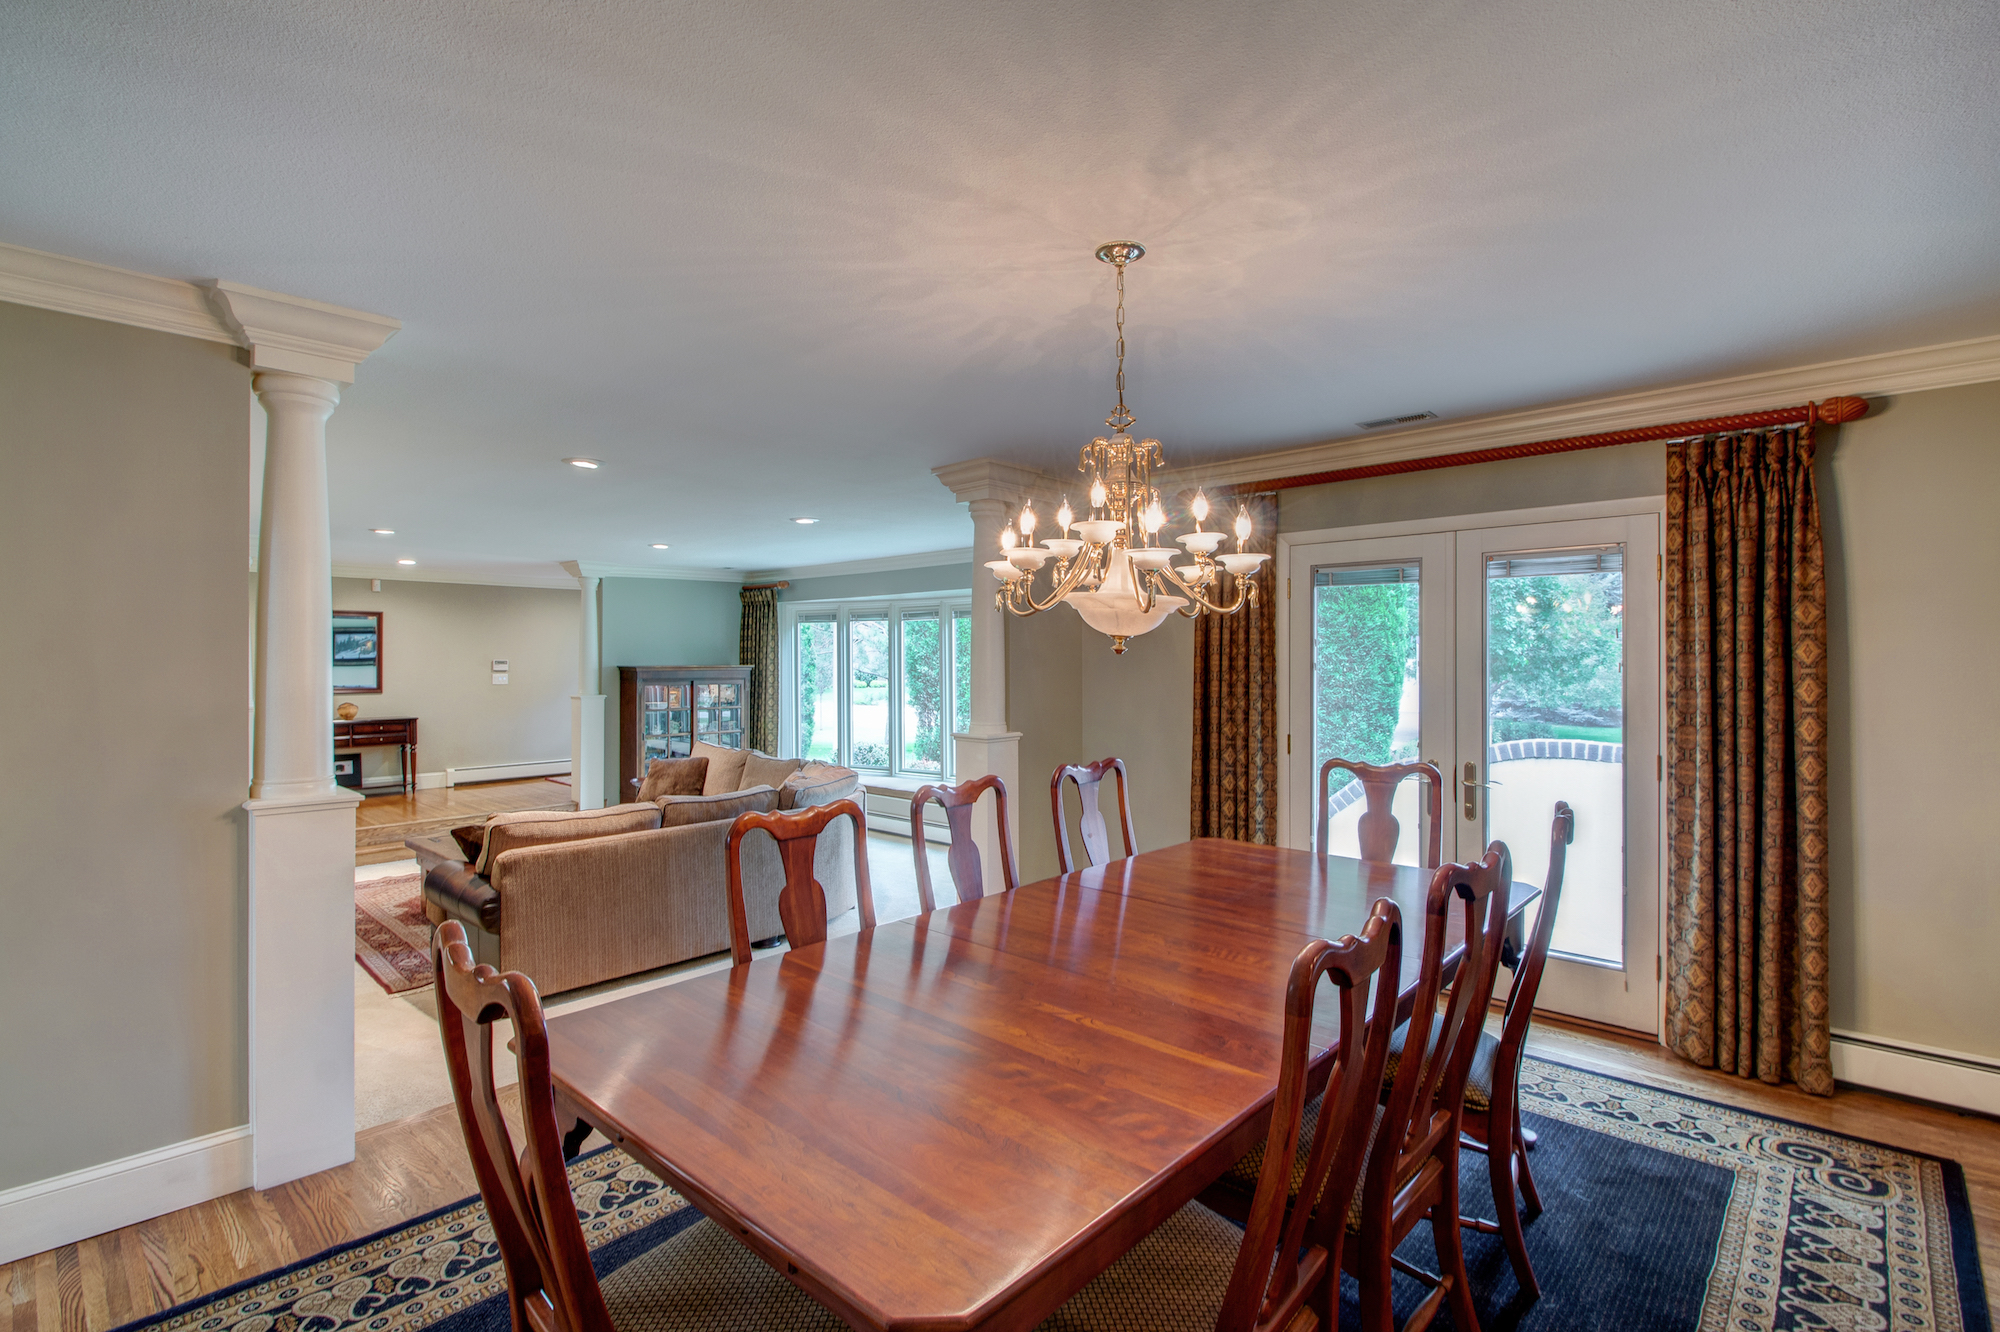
[[1281, 505, 1662, 1033]]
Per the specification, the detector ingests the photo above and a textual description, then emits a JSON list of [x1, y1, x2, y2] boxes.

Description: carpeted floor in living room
[[353, 830, 952, 1130]]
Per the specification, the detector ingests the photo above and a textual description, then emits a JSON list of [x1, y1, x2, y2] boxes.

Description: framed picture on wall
[[333, 630, 378, 663], [333, 610, 384, 693]]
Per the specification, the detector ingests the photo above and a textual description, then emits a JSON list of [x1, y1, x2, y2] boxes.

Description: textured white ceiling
[[5, 0, 1998, 580]]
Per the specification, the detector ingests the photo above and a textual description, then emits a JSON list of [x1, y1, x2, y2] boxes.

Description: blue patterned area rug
[[113, 1059, 1987, 1332]]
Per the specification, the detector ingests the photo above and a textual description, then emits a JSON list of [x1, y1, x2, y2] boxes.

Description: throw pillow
[[741, 751, 802, 792], [693, 740, 750, 796], [778, 761, 859, 810], [476, 803, 663, 875], [449, 824, 486, 862], [655, 785, 780, 829], [637, 756, 708, 801]]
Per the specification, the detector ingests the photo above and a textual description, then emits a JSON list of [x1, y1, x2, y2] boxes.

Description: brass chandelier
[[986, 242, 1268, 653]]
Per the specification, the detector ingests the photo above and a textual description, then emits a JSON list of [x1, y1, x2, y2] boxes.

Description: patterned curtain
[[738, 586, 780, 754], [1191, 492, 1280, 843], [1664, 427, 1832, 1094]]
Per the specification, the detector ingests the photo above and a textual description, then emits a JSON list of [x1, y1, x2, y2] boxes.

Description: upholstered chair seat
[[597, 1216, 844, 1332]]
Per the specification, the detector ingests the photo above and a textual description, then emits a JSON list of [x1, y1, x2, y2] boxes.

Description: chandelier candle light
[[987, 242, 1269, 653]]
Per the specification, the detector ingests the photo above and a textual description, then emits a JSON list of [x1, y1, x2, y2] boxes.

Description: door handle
[[1461, 761, 1502, 820]]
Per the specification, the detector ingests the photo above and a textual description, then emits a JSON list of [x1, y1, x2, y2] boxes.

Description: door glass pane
[[797, 620, 837, 761], [1311, 563, 1423, 864], [848, 616, 890, 770], [899, 613, 944, 774], [952, 612, 971, 738], [1485, 546, 1624, 965]]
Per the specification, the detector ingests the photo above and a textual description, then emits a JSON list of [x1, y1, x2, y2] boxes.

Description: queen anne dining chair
[[910, 773, 1018, 912], [1448, 800, 1573, 1299], [1051, 757, 1138, 873], [1317, 757, 1445, 866], [432, 919, 846, 1332], [1039, 900, 1403, 1332], [1203, 847, 1513, 1332], [723, 798, 874, 965]]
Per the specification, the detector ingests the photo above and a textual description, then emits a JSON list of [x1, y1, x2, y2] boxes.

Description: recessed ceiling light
[[564, 457, 601, 469], [793, 517, 819, 525], [371, 528, 395, 535], [650, 543, 671, 550], [397, 558, 417, 565]]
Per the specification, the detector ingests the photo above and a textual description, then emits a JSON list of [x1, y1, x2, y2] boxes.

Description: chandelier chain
[[1113, 260, 1126, 419]]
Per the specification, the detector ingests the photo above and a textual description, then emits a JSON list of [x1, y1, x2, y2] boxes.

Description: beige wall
[[1006, 608, 1082, 882], [1821, 381, 2000, 1059], [0, 301, 251, 1189], [1001, 383, 2000, 1065], [330, 578, 578, 785]]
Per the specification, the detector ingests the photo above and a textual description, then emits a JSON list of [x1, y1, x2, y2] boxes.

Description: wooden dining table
[[545, 838, 1540, 1332]]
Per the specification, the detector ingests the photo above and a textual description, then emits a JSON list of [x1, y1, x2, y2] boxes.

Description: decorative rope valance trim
[[1214, 396, 1870, 496]]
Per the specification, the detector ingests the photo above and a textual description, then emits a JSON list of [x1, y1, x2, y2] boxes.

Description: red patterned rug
[[355, 873, 433, 994]]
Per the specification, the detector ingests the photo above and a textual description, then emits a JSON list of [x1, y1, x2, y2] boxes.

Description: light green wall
[[0, 301, 251, 1189], [1080, 615, 1194, 857], [1276, 439, 1665, 532], [779, 563, 968, 604], [330, 578, 578, 784], [597, 577, 744, 796], [1820, 380, 2000, 1058]]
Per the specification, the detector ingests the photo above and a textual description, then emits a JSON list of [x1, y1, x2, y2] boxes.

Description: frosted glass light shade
[[1064, 547, 1185, 645]]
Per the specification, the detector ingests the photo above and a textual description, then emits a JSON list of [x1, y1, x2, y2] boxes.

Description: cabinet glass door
[[695, 681, 743, 749]]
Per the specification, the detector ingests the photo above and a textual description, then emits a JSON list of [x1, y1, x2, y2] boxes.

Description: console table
[[334, 716, 418, 795]]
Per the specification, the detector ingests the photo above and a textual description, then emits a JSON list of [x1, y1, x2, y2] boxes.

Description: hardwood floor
[[5, 1020, 1993, 1332], [353, 777, 573, 865]]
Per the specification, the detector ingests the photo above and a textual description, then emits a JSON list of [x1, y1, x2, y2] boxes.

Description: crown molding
[[0, 240, 399, 383], [1157, 331, 2000, 492], [204, 281, 400, 384], [332, 564, 578, 590], [743, 548, 975, 583], [562, 560, 747, 583], [0, 240, 236, 344]]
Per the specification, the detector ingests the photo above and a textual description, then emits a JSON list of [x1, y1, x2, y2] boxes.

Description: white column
[[946, 489, 1025, 876], [244, 370, 362, 1188], [571, 573, 605, 809]]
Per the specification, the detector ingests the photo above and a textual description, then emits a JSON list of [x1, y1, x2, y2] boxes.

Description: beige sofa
[[421, 758, 860, 995]]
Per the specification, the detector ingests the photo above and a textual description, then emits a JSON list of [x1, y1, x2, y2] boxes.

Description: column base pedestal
[[243, 788, 363, 1190]]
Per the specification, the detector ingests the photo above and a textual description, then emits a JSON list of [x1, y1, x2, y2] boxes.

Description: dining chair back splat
[[434, 921, 845, 1332], [1459, 801, 1572, 1299], [1317, 758, 1445, 866], [910, 774, 1017, 913], [1042, 902, 1404, 1332], [1051, 757, 1137, 874], [434, 919, 614, 1332], [725, 798, 874, 967], [1347, 844, 1513, 1332]]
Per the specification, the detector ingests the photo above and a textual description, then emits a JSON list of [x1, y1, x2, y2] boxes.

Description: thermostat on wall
[[492, 658, 509, 685]]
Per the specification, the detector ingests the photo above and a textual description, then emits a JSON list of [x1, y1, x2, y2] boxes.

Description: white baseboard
[[1830, 1030, 2000, 1116], [447, 759, 570, 786], [0, 1126, 251, 1265], [359, 770, 447, 792]]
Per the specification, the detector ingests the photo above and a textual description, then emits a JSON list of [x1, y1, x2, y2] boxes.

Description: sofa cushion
[[476, 803, 663, 874], [693, 740, 750, 796], [741, 751, 803, 792], [779, 761, 861, 811], [656, 785, 780, 829], [637, 756, 708, 802]]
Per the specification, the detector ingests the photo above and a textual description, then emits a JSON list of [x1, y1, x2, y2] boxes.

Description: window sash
[[782, 596, 971, 780]]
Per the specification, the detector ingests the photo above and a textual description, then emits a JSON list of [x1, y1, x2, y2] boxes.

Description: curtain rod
[[741, 580, 790, 591], [1215, 395, 1870, 496]]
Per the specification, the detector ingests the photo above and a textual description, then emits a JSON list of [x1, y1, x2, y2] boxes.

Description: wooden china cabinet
[[617, 665, 753, 792]]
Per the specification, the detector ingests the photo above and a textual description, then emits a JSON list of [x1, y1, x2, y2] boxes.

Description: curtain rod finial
[[1816, 396, 1870, 425]]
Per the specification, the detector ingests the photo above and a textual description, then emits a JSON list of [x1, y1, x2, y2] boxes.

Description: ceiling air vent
[[1356, 411, 1439, 430]]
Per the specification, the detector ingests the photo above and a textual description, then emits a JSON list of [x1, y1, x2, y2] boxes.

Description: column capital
[[933, 458, 1065, 509], [206, 280, 400, 384], [252, 370, 342, 414]]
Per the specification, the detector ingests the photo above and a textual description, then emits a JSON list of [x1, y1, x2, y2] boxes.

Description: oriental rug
[[355, 871, 433, 994], [109, 1059, 1989, 1332]]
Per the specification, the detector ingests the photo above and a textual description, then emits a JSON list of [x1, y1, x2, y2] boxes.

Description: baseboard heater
[[446, 759, 571, 787], [864, 790, 949, 838]]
